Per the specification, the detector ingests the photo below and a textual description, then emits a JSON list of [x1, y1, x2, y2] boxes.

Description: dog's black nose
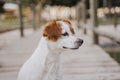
[[77, 38, 83, 44]]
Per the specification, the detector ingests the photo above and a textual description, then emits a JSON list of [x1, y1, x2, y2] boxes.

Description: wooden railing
[[80, 22, 120, 44]]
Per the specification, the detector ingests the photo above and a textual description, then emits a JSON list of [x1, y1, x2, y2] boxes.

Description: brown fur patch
[[43, 20, 62, 42], [63, 19, 75, 34]]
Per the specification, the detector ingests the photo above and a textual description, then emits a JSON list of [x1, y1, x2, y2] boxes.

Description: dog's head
[[43, 20, 83, 50]]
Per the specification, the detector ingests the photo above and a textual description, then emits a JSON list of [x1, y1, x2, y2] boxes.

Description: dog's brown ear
[[43, 20, 62, 41], [63, 19, 75, 34], [63, 19, 71, 25]]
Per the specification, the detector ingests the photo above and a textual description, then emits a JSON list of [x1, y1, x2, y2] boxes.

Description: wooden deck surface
[[62, 45, 120, 80], [0, 28, 120, 80]]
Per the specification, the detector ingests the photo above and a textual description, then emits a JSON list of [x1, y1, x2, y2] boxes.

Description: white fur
[[18, 37, 49, 80], [17, 21, 83, 80], [58, 21, 72, 35]]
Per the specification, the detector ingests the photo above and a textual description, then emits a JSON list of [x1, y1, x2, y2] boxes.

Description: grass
[[98, 18, 120, 25], [108, 51, 120, 64], [104, 46, 120, 64], [0, 17, 19, 24], [0, 17, 46, 33]]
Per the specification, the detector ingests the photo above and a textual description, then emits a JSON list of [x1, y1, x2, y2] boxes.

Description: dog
[[17, 19, 83, 80]]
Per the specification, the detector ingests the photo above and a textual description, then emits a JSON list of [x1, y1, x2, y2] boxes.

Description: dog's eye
[[62, 32, 69, 36]]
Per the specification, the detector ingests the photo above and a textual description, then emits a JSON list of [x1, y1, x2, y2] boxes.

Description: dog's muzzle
[[63, 38, 83, 50]]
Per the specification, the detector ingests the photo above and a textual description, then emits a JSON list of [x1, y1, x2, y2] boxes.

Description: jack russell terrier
[[17, 19, 83, 80]]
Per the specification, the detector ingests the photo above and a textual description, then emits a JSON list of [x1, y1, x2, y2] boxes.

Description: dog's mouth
[[63, 46, 80, 50]]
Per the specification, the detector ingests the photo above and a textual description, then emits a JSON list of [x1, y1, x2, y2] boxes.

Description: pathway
[[0, 26, 120, 80]]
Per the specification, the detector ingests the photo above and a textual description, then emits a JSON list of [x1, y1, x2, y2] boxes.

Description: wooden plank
[[62, 45, 120, 80]]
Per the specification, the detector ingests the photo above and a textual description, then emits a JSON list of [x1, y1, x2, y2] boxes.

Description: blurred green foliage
[[21, 0, 38, 4], [44, 0, 80, 7], [10, 0, 39, 5], [109, 51, 120, 64], [97, 0, 120, 7], [44, 0, 120, 7], [50, 0, 80, 7], [0, 1, 5, 13], [98, 18, 120, 25], [6, 0, 120, 7]]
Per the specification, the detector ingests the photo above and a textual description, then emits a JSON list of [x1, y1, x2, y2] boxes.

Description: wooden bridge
[[0, 22, 120, 80], [0, 0, 120, 80]]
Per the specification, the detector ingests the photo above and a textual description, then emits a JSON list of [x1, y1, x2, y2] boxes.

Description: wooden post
[[76, 2, 82, 28], [108, 0, 112, 19], [76, 0, 87, 34], [17, 0, 24, 37], [31, 4, 36, 31], [113, 12, 118, 30], [90, 0, 99, 44], [37, 0, 46, 22], [82, 0, 87, 34]]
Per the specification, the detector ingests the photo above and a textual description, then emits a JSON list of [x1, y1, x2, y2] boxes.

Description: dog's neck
[[40, 36, 63, 54], [32, 37, 62, 80], [30, 37, 62, 66]]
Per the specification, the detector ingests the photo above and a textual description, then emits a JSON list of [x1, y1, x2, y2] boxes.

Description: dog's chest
[[41, 52, 61, 80]]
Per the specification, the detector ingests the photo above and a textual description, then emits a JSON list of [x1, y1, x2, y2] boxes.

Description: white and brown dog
[[17, 20, 83, 80]]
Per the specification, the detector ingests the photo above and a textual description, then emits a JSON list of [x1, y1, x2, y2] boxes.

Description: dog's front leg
[[56, 54, 63, 80]]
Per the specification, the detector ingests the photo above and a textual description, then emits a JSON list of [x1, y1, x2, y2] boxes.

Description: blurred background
[[0, 0, 120, 80]]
